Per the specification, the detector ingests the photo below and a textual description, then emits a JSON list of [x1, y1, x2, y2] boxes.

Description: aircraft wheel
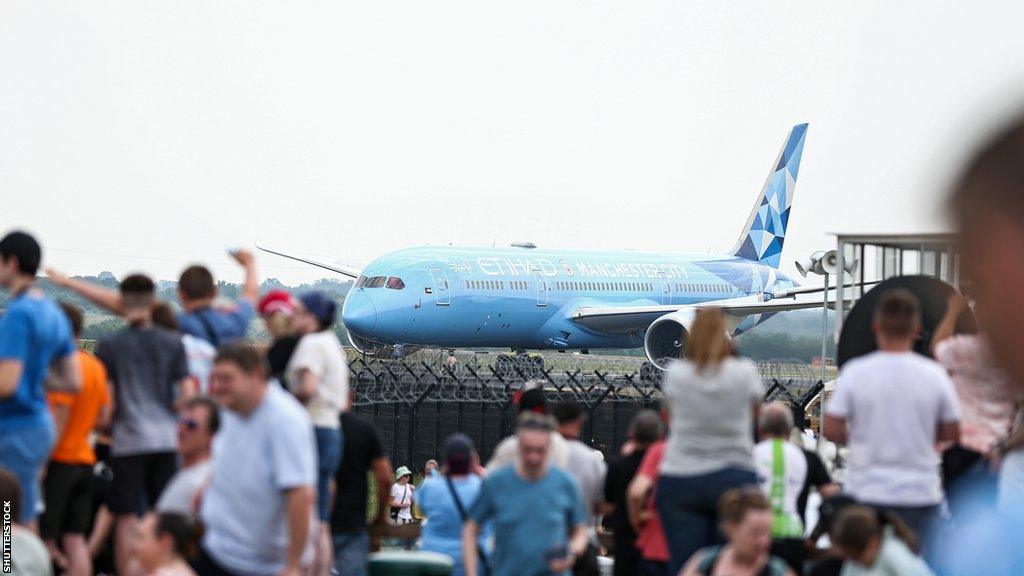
[[531, 356, 545, 378], [640, 361, 659, 383], [495, 354, 516, 379]]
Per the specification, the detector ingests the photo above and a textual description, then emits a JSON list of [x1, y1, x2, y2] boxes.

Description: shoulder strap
[[764, 557, 789, 576], [445, 475, 469, 519], [697, 546, 721, 574], [194, 309, 221, 348], [445, 475, 491, 576]]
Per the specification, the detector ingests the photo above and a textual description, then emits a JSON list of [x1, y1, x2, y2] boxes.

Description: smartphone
[[543, 543, 568, 563]]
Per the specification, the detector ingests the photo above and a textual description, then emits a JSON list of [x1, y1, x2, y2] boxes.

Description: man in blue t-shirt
[[47, 249, 259, 347], [464, 414, 588, 576], [173, 251, 257, 347], [0, 231, 81, 525]]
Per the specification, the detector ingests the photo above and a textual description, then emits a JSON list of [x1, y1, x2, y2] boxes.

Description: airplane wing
[[255, 242, 363, 279], [768, 280, 881, 299], [570, 297, 837, 334]]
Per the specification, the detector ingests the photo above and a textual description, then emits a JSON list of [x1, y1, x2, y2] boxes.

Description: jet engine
[[643, 309, 698, 369]]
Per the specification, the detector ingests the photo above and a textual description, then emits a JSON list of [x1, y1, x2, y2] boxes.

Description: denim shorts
[[0, 421, 55, 523], [333, 530, 370, 576], [315, 426, 343, 521]]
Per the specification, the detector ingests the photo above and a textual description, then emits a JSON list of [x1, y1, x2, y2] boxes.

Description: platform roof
[[829, 232, 958, 250]]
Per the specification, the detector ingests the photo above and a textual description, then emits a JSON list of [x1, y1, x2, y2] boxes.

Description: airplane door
[[661, 280, 672, 305], [429, 269, 451, 306], [536, 279, 548, 307]]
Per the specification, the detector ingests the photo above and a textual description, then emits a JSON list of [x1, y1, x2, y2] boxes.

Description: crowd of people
[[6, 115, 1024, 575]]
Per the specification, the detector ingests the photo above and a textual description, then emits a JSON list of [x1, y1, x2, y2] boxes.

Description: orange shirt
[[48, 350, 110, 465]]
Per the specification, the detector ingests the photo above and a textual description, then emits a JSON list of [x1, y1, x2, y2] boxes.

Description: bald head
[[628, 410, 664, 447], [759, 402, 794, 439]]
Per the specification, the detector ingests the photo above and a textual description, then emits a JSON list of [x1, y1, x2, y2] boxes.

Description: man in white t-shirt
[[824, 289, 961, 545], [487, 380, 569, 471], [754, 402, 810, 574], [157, 397, 218, 516], [199, 344, 316, 576]]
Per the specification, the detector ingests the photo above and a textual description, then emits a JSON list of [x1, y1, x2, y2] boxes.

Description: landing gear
[[640, 361, 661, 383], [495, 352, 545, 380], [495, 354, 516, 379]]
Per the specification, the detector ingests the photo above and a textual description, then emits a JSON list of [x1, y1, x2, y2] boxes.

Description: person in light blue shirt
[[198, 344, 316, 576], [464, 415, 588, 576], [0, 231, 80, 525], [830, 506, 933, 576], [419, 435, 488, 576]]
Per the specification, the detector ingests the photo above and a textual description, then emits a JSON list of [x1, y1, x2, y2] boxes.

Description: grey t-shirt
[[96, 326, 188, 456], [486, 431, 569, 471], [565, 439, 607, 526], [660, 357, 763, 477]]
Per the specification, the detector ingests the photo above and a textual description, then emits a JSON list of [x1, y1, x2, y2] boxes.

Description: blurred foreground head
[[718, 488, 773, 561], [0, 230, 41, 288], [209, 343, 269, 414], [516, 412, 555, 478], [685, 308, 730, 369], [442, 434, 474, 475], [949, 117, 1024, 385]]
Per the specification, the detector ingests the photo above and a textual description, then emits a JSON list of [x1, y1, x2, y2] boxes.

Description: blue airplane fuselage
[[341, 245, 797, 351]]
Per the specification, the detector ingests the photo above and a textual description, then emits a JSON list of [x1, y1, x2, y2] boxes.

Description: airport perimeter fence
[[346, 356, 825, 470]]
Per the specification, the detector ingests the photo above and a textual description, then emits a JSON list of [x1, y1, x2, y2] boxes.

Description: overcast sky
[[3, 1, 1024, 285]]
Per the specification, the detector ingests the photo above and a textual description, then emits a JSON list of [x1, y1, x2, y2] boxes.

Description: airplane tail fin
[[730, 123, 808, 269]]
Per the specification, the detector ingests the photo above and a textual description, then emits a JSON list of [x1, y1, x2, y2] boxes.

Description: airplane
[[260, 123, 838, 369]]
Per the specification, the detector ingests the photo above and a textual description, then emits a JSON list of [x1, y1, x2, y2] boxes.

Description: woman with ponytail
[[830, 506, 933, 576], [655, 308, 766, 574]]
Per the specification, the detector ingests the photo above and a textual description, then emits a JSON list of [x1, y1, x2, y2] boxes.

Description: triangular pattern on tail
[[730, 123, 808, 269]]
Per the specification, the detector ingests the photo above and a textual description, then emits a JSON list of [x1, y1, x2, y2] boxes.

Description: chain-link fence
[[347, 356, 824, 471]]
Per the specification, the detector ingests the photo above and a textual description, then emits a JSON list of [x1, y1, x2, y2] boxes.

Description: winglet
[[255, 242, 363, 279]]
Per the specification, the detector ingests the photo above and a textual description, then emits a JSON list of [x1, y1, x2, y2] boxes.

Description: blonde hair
[[684, 308, 731, 370], [264, 313, 293, 339]]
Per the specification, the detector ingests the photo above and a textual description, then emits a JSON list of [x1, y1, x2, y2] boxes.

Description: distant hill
[[3, 276, 833, 360], [0, 275, 353, 342]]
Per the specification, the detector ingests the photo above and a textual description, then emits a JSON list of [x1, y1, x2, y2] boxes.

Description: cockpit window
[[385, 277, 405, 290], [355, 275, 367, 288], [364, 276, 386, 288]]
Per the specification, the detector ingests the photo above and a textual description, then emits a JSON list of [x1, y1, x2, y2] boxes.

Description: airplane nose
[[342, 292, 377, 336]]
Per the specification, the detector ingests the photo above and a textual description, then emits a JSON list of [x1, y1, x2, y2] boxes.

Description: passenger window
[[385, 277, 405, 290]]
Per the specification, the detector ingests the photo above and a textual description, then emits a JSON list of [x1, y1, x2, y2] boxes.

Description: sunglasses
[[178, 418, 200, 431]]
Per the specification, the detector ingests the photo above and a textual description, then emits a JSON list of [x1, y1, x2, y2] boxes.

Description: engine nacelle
[[347, 333, 422, 359], [643, 309, 697, 370]]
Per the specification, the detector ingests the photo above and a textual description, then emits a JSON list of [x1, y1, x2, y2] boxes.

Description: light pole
[[795, 250, 838, 386], [796, 250, 858, 448]]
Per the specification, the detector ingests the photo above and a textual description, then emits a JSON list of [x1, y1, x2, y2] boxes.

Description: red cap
[[258, 290, 296, 317]]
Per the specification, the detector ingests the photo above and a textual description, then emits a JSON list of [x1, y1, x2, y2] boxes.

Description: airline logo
[[471, 256, 689, 280]]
